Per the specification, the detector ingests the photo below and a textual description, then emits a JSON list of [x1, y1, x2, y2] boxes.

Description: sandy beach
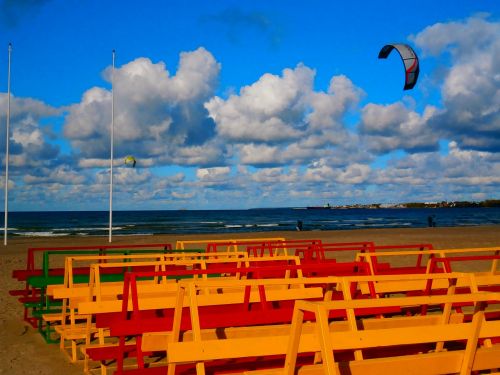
[[1, 226, 499, 375]]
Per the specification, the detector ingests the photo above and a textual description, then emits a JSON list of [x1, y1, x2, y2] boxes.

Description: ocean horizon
[[2, 207, 500, 238]]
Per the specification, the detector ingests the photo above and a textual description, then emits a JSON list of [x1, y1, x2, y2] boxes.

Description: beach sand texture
[[1, 225, 499, 374]]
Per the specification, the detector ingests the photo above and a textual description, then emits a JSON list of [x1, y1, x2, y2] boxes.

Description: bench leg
[[284, 304, 305, 375], [460, 301, 486, 375]]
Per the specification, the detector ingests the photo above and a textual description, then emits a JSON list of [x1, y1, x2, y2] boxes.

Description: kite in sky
[[124, 155, 136, 168], [378, 43, 420, 90]]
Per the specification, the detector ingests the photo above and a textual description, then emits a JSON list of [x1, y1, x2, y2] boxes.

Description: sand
[[0, 225, 499, 374]]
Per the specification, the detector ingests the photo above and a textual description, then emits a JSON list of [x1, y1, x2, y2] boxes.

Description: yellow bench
[[143, 272, 486, 375], [47, 251, 248, 362], [356, 246, 500, 275], [278, 292, 500, 375], [175, 237, 286, 252]]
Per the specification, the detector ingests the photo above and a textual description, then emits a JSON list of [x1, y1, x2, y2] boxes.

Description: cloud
[[250, 167, 299, 183], [413, 15, 500, 152], [238, 141, 335, 167], [23, 165, 86, 184], [64, 47, 224, 167], [308, 75, 364, 131], [336, 163, 371, 184], [412, 14, 499, 58], [358, 102, 440, 154], [206, 65, 363, 167], [302, 161, 371, 185], [4, 12, 499, 210], [239, 144, 281, 166], [0, 94, 60, 167], [113, 168, 153, 186], [206, 64, 314, 143], [196, 166, 231, 181], [171, 191, 195, 200], [366, 141, 500, 203]]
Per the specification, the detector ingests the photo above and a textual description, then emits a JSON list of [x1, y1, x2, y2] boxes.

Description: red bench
[[85, 261, 374, 374], [206, 239, 323, 256], [9, 243, 173, 328]]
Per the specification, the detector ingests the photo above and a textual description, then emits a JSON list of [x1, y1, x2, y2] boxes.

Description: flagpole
[[108, 49, 115, 243], [4, 43, 12, 246]]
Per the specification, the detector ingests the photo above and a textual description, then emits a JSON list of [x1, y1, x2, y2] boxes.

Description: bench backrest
[[25, 242, 173, 272], [160, 275, 497, 375], [175, 237, 286, 251], [428, 254, 500, 274], [356, 246, 500, 275], [283, 292, 500, 375]]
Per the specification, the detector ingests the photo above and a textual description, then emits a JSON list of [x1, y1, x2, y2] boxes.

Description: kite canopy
[[124, 155, 136, 168], [378, 43, 419, 90]]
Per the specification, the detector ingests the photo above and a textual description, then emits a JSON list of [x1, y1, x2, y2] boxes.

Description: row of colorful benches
[[9, 237, 500, 375], [9, 238, 498, 333], [8, 238, 432, 334], [62, 264, 500, 374]]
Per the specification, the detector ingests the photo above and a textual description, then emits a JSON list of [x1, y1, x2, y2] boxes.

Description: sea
[[2, 207, 500, 237]]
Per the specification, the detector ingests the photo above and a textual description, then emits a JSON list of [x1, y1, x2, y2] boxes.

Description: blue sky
[[0, 0, 499, 211]]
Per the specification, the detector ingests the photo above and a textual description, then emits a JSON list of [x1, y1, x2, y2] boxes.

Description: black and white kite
[[378, 43, 419, 90]]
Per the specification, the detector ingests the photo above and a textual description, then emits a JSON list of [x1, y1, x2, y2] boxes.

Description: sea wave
[[55, 226, 126, 232], [226, 223, 281, 229], [4, 207, 500, 236], [354, 222, 412, 227], [14, 231, 71, 237]]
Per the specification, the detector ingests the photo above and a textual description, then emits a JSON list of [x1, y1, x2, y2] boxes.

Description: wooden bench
[[144, 273, 494, 375], [300, 241, 375, 263], [277, 292, 500, 375], [357, 246, 500, 275], [11, 242, 173, 285], [47, 252, 249, 362], [26, 250, 178, 340], [105, 270, 337, 375], [352, 271, 499, 304], [257, 242, 431, 270], [418, 254, 500, 316], [83, 270, 485, 374], [221, 239, 324, 257], [81, 259, 373, 374], [175, 237, 286, 251], [427, 253, 500, 276], [59, 253, 282, 363], [9, 243, 172, 328], [40, 251, 216, 343], [247, 241, 375, 263], [352, 248, 500, 298], [368, 243, 434, 271]]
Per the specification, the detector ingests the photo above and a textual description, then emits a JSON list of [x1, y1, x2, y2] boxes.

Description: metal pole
[[108, 50, 115, 243], [4, 43, 12, 246]]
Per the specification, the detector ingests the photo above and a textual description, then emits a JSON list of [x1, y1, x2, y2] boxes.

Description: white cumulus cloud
[[64, 47, 223, 166], [413, 15, 500, 152]]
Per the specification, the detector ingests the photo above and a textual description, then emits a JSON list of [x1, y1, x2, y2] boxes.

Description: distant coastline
[[304, 199, 500, 210]]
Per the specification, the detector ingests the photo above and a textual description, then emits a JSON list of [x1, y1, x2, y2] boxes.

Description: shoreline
[[0, 225, 499, 374], [2, 224, 500, 254]]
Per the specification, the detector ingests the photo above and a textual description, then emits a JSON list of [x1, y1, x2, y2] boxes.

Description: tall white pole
[[4, 43, 12, 246], [108, 50, 115, 243]]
